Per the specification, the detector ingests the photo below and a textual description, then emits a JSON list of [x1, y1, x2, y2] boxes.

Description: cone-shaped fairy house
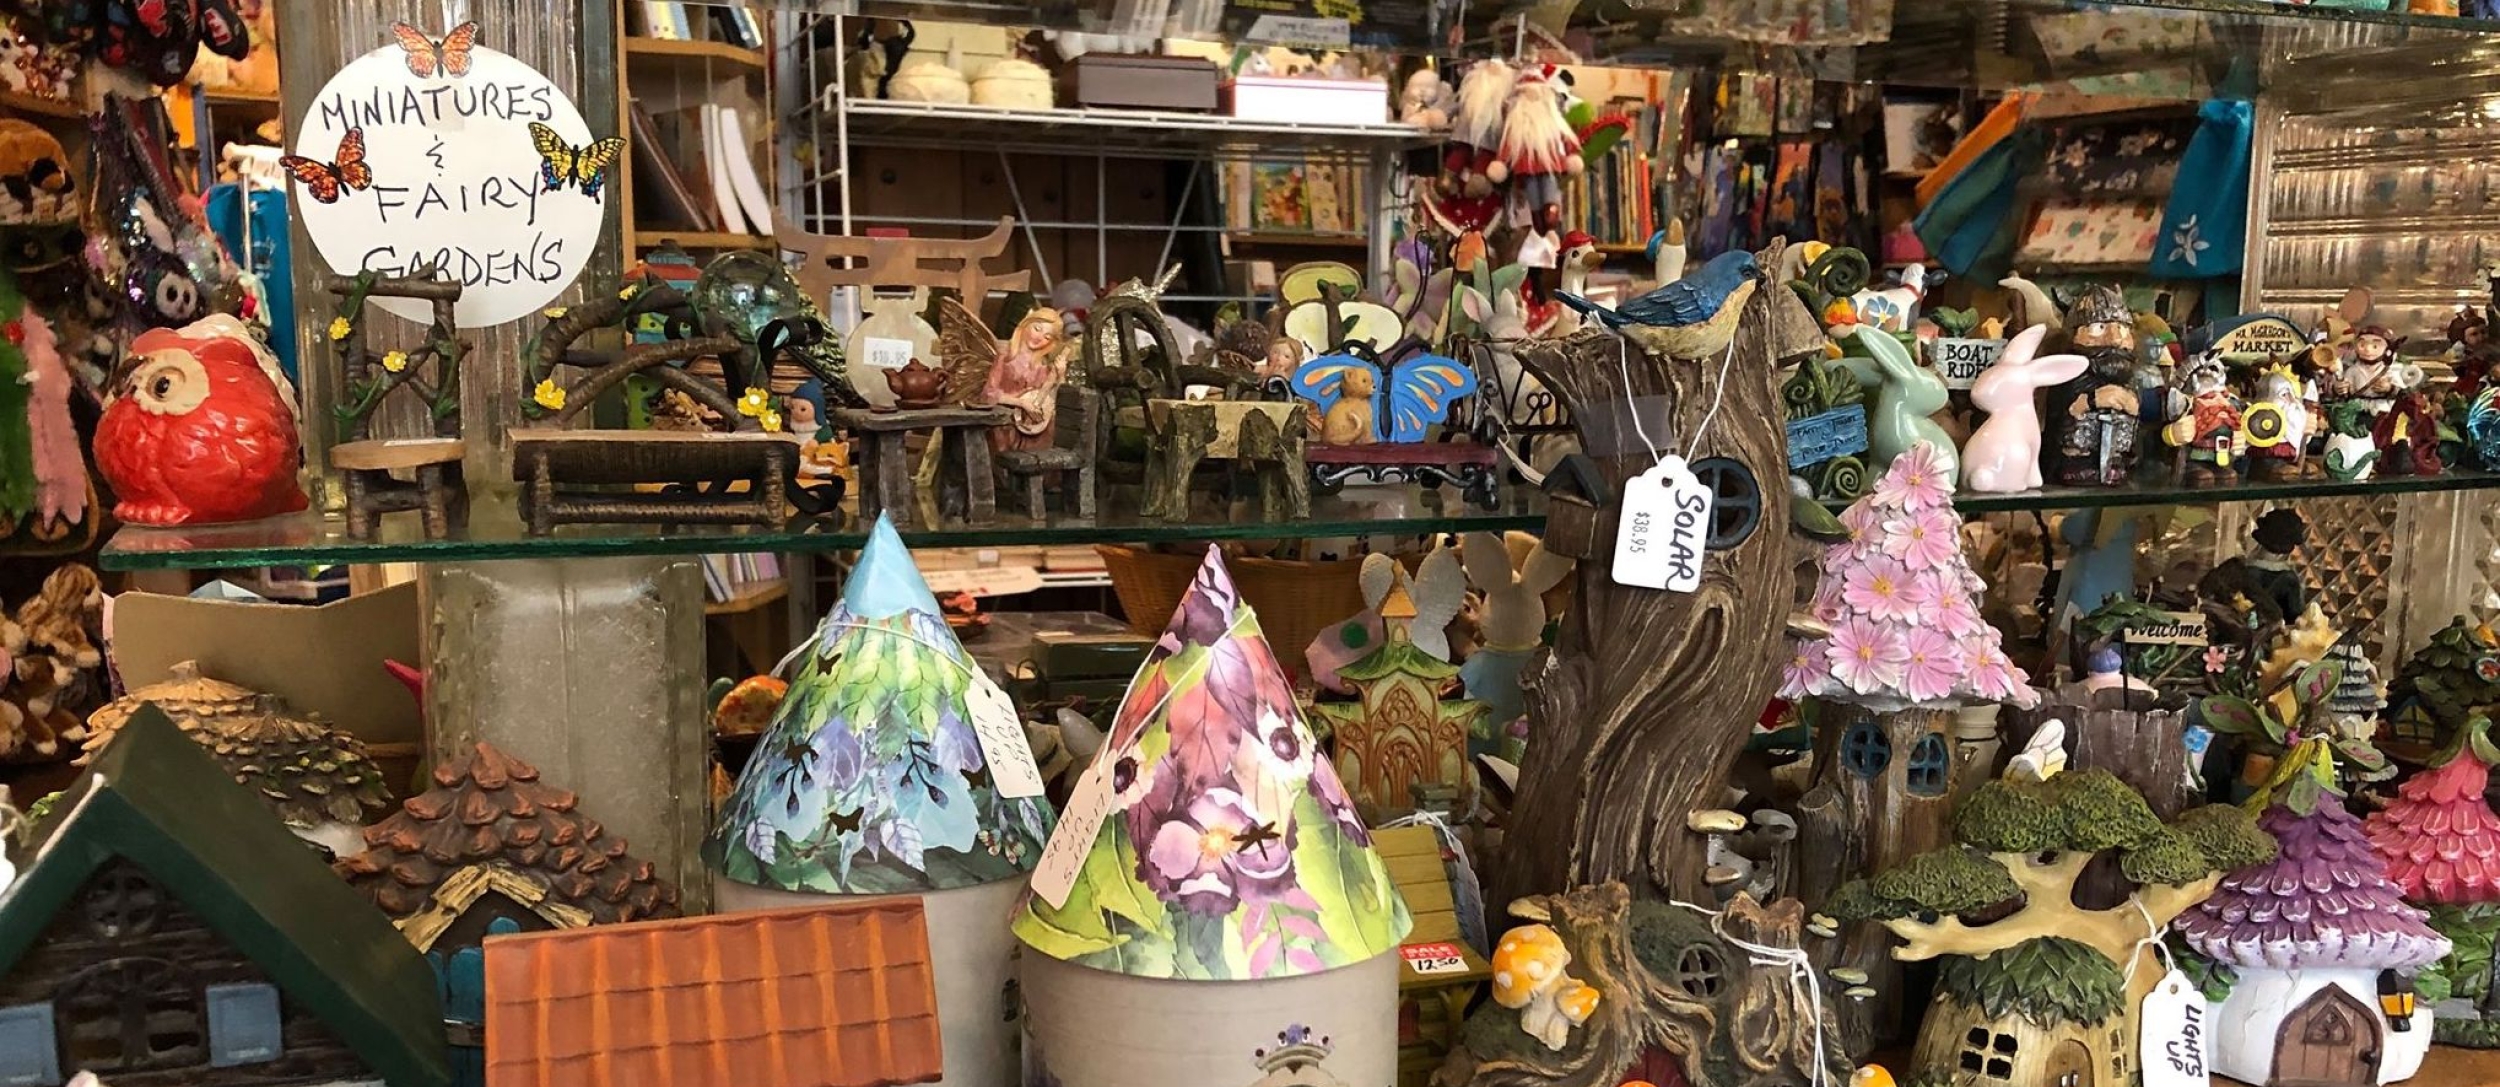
[[1013, 545, 1412, 1087], [2364, 716, 2500, 1046], [2177, 740, 2450, 1086], [707, 513, 1057, 1087]]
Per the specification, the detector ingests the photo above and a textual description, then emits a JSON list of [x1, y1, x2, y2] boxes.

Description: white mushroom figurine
[[1492, 924, 1601, 1051]]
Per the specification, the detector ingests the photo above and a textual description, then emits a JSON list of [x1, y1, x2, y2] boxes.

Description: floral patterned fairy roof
[[707, 514, 1056, 895], [1012, 546, 1412, 980], [2176, 745, 2449, 971], [2364, 718, 2500, 906], [1780, 442, 2037, 712]]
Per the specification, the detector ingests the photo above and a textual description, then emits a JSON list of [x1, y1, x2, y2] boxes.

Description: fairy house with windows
[[0, 706, 450, 1087], [335, 740, 681, 958]]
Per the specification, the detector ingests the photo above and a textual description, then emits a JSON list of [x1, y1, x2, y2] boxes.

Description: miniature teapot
[[883, 357, 947, 410]]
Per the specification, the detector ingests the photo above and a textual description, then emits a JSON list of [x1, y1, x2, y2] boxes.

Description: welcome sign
[[285, 22, 616, 328]]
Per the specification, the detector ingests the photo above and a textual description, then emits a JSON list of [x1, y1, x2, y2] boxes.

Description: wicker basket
[[1097, 545, 1370, 679]]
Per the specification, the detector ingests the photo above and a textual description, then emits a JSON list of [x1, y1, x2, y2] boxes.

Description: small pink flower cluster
[[1781, 443, 2036, 709]]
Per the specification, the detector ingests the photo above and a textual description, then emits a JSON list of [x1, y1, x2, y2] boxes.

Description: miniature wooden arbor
[[327, 269, 468, 539], [513, 281, 796, 534]]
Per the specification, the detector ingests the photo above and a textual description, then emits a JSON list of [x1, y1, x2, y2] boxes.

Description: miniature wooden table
[[835, 405, 1013, 527], [1141, 399, 1309, 521]]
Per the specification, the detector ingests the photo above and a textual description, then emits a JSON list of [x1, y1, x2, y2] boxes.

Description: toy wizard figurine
[[2051, 285, 2143, 486]]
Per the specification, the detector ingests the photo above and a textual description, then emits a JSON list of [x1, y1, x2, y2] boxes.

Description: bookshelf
[[615, 0, 776, 255]]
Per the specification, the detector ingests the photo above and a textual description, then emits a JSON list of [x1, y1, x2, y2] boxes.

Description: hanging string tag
[[1613, 456, 1710, 592], [2139, 966, 2210, 1087]]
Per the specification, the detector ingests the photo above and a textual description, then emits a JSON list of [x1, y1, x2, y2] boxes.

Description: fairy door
[[2276, 986, 2382, 1087], [2046, 1038, 2094, 1087]]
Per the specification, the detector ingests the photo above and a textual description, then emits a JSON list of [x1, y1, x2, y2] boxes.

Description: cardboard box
[[107, 583, 425, 783], [1070, 54, 1220, 112], [1223, 76, 1390, 124]]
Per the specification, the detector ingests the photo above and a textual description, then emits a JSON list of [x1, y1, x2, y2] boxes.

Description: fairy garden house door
[[2046, 1038, 2094, 1087], [2276, 986, 2382, 1087]]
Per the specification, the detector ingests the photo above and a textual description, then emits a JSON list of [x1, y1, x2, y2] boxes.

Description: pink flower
[[1875, 442, 1955, 512], [1900, 627, 1963, 703], [1826, 617, 1909, 696], [1841, 501, 1885, 541], [2202, 646, 2231, 674], [1929, 579, 1985, 639], [1963, 636, 2035, 706], [1811, 583, 1847, 625], [1781, 639, 1833, 699], [1841, 556, 1927, 624], [1881, 507, 1963, 571]]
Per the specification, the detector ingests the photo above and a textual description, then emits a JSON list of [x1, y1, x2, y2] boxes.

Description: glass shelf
[[1939, 465, 2500, 514], [98, 484, 1547, 572]]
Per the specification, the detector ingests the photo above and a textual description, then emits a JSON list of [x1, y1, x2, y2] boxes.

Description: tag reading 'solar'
[[2139, 968, 2210, 1087], [1613, 456, 1712, 593]]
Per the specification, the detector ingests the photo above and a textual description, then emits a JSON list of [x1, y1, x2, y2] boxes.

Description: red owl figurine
[[95, 317, 308, 526]]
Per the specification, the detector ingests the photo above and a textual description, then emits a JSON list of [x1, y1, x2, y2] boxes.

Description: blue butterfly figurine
[[1291, 350, 1479, 443]]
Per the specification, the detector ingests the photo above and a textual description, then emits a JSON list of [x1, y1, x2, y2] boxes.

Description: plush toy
[[1399, 67, 1453, 128], [95, 317, 307, 526], [1492, 64, 1583, 212]]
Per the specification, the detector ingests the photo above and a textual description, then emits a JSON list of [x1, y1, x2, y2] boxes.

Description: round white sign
[[287, 31, 613, 327]]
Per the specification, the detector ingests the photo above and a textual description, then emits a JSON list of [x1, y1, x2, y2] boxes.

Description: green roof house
[[0, 705, 451, 1087]]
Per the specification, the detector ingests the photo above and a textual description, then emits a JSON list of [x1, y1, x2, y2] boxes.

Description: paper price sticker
[[1612, 456, 1712, 593], [2140, 968, 2210, 1087], [862, 336, 915, 370], [965, 672, 1047, 801], [1028, 758, 1115, 909], [1401, 942, 1470, 976]]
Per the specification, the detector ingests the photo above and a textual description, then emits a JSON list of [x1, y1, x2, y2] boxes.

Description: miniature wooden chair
[[511, 283, 797, 535], [995, 384, 1099, 520], [325, 271, 468, 539], [1373, 825, 1491, 1087]]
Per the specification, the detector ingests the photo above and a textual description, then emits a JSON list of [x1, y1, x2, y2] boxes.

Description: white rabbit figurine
[[1460, 532, 1574, 734], [1962, 323, 2090, 494]]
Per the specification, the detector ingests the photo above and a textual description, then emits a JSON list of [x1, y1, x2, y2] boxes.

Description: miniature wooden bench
[[510, 431, 799, 535]]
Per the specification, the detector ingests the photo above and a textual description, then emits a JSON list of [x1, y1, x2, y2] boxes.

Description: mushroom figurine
[[1690, 808, 1752, 902], [1491, 924, 1601, 1050]]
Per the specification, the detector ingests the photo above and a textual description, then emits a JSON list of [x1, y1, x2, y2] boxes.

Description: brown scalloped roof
[[82, 661, 391, 827], [336, 742, 679, 930], [483, 902, 942, 1087]]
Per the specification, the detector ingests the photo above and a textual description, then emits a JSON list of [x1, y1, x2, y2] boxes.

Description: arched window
[[1690, 458, 1762, 551], [1841, 720, 1891, 779], [1906, 733, 1952, 796]]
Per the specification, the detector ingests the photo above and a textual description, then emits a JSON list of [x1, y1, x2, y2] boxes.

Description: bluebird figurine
[[1557, 250, 1764, 359]]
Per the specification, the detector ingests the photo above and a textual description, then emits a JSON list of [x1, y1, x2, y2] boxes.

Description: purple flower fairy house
[[706, 513, 1057, 1087], [1013, 546, 1412, 1087], [2176, 740, 2450, 1086]]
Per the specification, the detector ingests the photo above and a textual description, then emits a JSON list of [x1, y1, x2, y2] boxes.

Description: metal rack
[[777, 13, 1428, 303]]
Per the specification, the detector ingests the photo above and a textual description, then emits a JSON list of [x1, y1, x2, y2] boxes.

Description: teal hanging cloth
[[1913, 128, 2044, 284], [2150, 99, 2253, 279]]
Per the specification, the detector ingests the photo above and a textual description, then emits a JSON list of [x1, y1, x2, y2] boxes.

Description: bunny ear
[[2001, 323, 2048, 366], [1519, 542, 1575, 594], [1360, 552, 1399, 609], [2033, 352, 2092, 385], [1459, 531, 1513, 589]]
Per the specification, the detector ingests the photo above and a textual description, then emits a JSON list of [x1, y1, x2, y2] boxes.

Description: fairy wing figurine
[[936, 296, 1068, 452], [1291, 350, 1479, 444]]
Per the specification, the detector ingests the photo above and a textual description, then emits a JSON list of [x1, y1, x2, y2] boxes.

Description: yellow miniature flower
[[737, 386, 770, 417], [381, 350, 409, 374], [327, 317, 352, 341], [531, 379, 567, 412], [761, 409, 784, 433], [542, 306, 569, 320], [618, 285, 638, 301]]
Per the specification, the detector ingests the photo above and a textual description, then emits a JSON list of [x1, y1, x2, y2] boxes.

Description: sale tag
[[1028, 758, 1116, 909], [1401, 942, 1470, 976], [1612, 456, 1712, 593], [965, 672, 1047, 801], [862, 336, 915, 371], [2140, 968, 2211, 1087]]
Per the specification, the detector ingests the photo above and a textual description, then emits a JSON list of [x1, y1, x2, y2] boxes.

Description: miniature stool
[[836, 405, 1011, 527]]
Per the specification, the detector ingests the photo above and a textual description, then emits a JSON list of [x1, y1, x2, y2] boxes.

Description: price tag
[[1612, 456, 1712, 593], [2139, 968, 2210, 1087], [1401, 942, 1470, 976], [966, 673, 1047, 800], [862, 336, 915, 371], [1028, 759, 1116, 909]]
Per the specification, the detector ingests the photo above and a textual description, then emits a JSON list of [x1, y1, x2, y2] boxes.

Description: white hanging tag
[[1611, 455, 1712, 593], [2139, 968, 2211, 1087], [965, 672, 1048, 801], [1027, 759, 1115, 909]]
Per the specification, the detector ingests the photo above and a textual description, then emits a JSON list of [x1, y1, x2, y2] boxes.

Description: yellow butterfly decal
[[528, 122, 626, 200]]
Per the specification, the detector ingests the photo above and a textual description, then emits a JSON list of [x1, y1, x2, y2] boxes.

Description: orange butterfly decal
[[390, 20, 479, 79], [278, 128, 375, 204]]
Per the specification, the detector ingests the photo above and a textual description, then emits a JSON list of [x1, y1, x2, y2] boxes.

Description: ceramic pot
[[886, 358, 948, 409], [718, 878, 1024, 1087], [1020, 952, 1397, 1087]]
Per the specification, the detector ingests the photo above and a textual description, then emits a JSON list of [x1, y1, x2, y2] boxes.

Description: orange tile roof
[[482, 901, 944, 1087]]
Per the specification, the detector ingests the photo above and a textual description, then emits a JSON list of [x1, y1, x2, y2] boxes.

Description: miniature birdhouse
[[2364, 717, 2500, 1046], [1013, 546, 1412, 1087], [707, 513, 1057, 1087], [1309, 582, 1487, 822], [2177, 740, 2449, 1087]]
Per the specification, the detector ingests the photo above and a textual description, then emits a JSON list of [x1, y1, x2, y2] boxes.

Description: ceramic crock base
[[1020, 951, 1398, 1087]]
